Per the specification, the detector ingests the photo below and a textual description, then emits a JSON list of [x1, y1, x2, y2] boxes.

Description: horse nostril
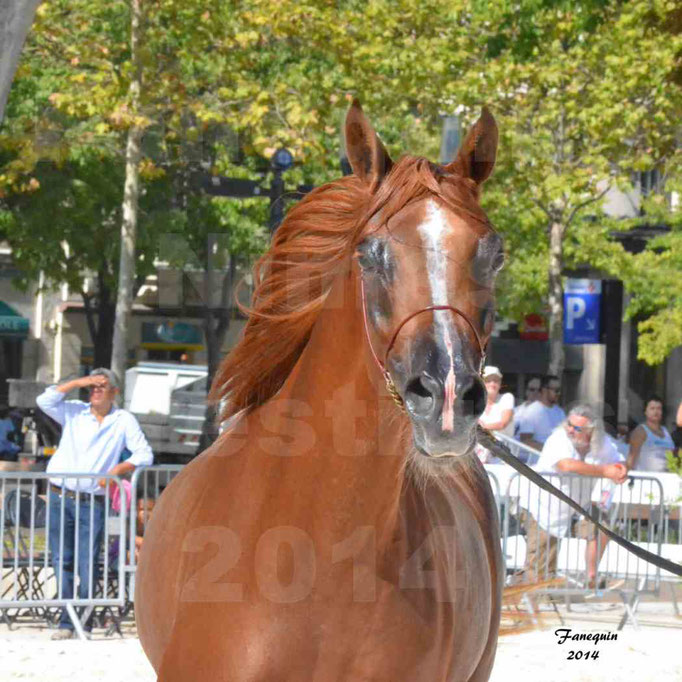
[[404, 375, 438, 418], [461, 379, 486, 418]]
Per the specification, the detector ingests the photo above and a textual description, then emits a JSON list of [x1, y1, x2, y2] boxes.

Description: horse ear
[[446, 107, 498, 186], [344, 99, 393, 191]]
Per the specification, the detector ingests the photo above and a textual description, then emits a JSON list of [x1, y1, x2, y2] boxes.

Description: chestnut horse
[[136, 101, 505, 681]]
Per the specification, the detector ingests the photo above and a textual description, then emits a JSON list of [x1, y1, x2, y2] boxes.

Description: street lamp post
[[269, 148, 294, 234]]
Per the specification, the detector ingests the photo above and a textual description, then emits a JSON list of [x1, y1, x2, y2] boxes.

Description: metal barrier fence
[[486, 470, 502, 522], [1, 460, 680, 634], [503, 471, 664, 588], [499, 467, 682, 628], [126, 465, 183, 596], [0, 471, 128, 640], [494, 432, 540, 466]]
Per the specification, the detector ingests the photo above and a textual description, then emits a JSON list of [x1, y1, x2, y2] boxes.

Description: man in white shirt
[[37, 368, 153, 639], [513, 375, 541, 437], [518, 374, 566, 450], [516, 404, 627, 587]]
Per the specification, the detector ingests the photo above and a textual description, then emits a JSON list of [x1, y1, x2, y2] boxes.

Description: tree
[[475, 0, 682, 375], [0, 0, 40, 121], [603, 181, 682, 365], [4, 0, 680, 396], [0, 149, 157, 367], [111, 0, 145, 389]]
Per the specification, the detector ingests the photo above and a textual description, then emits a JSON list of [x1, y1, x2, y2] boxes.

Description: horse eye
[[355, 239, 385, 272], [492, 251, 505, 271], [355, 248, 375, 271]]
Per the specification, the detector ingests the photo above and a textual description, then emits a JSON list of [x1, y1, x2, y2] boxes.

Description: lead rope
[[477, 426, 682, 578]]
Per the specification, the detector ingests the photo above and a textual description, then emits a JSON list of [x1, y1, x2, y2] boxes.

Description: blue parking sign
[[564, 279, 601, 344]]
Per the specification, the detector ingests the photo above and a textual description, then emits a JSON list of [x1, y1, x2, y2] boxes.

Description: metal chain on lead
[[384, 371, 405, 411]]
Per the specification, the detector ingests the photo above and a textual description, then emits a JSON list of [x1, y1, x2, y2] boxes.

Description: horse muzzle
[[403, 370, 486, 457]]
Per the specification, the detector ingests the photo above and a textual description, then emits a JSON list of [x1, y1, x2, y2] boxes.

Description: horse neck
[[271, 263, 409, 534]]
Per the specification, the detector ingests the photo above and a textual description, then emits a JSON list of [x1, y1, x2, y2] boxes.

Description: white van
[[125, 362, 208, 459]]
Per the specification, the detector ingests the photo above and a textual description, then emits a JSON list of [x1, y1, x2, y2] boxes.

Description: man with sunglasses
[[518, 374, 566, 451], [36, 368, 153, 639], [516, 404, 627, 588]]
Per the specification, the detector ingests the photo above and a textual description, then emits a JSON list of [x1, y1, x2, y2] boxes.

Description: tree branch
[[565, 183, 612, 229], [531, 197, 554, 221]]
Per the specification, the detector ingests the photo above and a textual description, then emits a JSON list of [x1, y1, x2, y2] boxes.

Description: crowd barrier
[[0, 472, 128, 640], [1, 456, 680, 635], [485, 429, 682, 628], [126, 465, 183, 595]]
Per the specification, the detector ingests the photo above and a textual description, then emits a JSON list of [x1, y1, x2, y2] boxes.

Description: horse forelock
[[211, 156, 490, 420]]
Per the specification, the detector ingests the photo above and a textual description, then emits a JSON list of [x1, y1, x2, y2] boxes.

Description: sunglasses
[[566, 420, 591, 433]]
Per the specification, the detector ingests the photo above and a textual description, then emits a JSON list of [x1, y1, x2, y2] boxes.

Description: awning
[[0, 302, 29, 338]]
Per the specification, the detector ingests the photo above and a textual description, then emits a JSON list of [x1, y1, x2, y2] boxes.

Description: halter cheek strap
[[359, 277, 488, 411]]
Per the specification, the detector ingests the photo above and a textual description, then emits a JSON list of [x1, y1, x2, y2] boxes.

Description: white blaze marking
[[417, 201, 456, 431]]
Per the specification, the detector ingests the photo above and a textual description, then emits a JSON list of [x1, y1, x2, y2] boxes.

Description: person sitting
[[627, 395, 676, 472], [476, 366, 514, 464], [515, 404, 627, 588], [517, 374, 566, 451]]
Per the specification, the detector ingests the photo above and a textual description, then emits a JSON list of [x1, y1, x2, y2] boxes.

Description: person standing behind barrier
[[627, 395, 675, 472], [518, 374, 566, 451], [476, 366, 514, 464], [36, 368, 153, 640], [513, 375, 541, 437], [134, 495, 156, 562], [516, 404, 627, 587]]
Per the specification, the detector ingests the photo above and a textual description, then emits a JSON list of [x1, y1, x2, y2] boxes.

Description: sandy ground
[[1, 601, 681, 681]]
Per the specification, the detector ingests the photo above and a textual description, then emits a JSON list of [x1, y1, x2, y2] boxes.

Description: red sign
[[519, 313, 549, 341]]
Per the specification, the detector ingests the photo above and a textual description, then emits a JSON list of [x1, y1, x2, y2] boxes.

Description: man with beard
[[518, 374, 566, 451], [516, 404, 627, 587]]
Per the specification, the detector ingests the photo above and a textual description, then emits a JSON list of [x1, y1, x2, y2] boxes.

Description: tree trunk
[[110, 0, 143, 396], [94, 285, 116, 369], [548, 219, 565, 378], [81, 272, 116, 369], [0, 0, 41, 122]]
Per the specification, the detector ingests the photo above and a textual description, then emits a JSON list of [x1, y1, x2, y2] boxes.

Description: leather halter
[[359, 277, 487, 411]]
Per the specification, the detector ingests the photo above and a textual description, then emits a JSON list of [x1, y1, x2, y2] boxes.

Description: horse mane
[[211, 156, 489, 420]]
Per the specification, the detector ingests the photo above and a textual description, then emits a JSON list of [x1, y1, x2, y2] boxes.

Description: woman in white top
[[476, 366, 514, 463], [627, 396, 675, 472]]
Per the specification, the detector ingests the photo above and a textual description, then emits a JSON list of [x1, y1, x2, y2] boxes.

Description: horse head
[[346, 101, 504, 459]]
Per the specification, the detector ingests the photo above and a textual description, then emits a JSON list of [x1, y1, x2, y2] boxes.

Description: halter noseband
[[359, 278, 487, 411]]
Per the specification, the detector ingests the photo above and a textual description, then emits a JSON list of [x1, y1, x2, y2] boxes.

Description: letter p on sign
[[565, 296, 586, 330]]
